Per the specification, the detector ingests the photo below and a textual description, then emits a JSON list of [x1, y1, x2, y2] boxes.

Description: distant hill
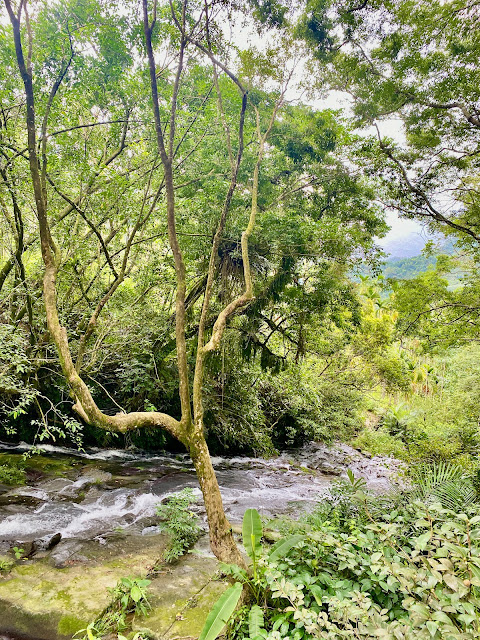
[[356, 237, 461, 285], [383, 254, 436, 279], [380, 238, 465, 289], [382, 237, 457, 279]]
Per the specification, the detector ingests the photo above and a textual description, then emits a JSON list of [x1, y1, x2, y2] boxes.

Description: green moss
[[133, 578, 228, 639], [54, 589, 73, 606], [13, 563, 40, 576], [0, 456, 26, 485], [37, 579, 58, 595], [0, 452, 83, 479], [57, 614, 88, 636]]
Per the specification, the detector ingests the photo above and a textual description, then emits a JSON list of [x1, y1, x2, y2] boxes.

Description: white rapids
[[0, 440, 401, 544]]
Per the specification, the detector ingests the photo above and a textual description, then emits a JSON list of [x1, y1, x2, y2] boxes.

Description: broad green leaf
[[249, 604, 265, 639], [410, 603, 430, 621], [198, 582, 243, 640], [415, 532, 431, 551], [242, 509, 262, 560], [268, 535, 304, 562], [443, 572, 460, 591], [431, 611, 453, 624], [130, 585, 142, 602]]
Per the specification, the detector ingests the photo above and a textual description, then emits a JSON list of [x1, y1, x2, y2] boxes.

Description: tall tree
[[298, 0, 480, 248]]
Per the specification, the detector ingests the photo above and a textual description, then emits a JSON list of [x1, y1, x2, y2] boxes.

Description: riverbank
[[0, 441, 401, 639]]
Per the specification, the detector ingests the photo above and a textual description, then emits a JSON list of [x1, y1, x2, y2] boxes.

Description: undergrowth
[[156, 488, 203, 563], [76, 577, 152, 640], [202, 466, 480, 640]]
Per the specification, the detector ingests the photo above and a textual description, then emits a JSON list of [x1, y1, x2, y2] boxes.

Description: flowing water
[[0, 440, 400, 553], [0, 441, 402, 640]]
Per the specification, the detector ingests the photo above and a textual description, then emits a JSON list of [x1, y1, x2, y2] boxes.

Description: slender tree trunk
[[142, 0, 243, 565], [189, 429, 245, 565]]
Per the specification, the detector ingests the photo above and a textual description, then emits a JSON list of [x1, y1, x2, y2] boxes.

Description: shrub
[[156, 488, 203, 563], [259, 368, 362, 449], [204, 485, 480, 640], [77, 577, 151, 639], [351, 427, 407, 458]]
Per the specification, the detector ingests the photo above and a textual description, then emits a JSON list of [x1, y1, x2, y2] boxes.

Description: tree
[[298, 0, 480, 248], [3, 0, 291, 564]]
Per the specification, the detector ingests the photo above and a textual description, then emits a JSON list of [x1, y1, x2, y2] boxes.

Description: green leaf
[[268, 535, 304, 562], [130, 585, 142, 602], [410, 603, 430, 621], [249, 604, 265, 639], [415, 532, 431, 550], [309, 584, 323, 606], [198, 582, 243, 640], [431, 611, 452, 624], [425, 621, 438, 637], [242, 509, 262, 560], [443, 572, 460, 591], [86, 627, 97, 640]]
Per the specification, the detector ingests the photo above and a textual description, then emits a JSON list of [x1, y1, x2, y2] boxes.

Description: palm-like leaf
[[410, 462, 477, 511]]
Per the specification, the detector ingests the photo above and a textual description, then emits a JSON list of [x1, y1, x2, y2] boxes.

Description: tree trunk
[[188, 430, 245, 566]]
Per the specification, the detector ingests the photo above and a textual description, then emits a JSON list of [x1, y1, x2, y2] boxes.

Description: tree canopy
[[1, 0, 479, 564]]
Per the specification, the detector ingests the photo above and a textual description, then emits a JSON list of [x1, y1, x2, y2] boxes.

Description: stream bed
[[0, 440, 400, 560], [0, 441, 402, 640]]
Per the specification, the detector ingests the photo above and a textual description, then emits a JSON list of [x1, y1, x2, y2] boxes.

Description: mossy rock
[[57, 614, 89, 636], [0, 532, 224, 640], [132, 553, 228, 640], [0, 452, 84, 481], [0, 535, 166, 639]]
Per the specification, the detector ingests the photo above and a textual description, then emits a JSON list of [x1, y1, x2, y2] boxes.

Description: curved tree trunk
[[189, 432, 245, 565]]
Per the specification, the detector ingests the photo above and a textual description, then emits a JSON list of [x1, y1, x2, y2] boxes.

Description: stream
[[0, 441, 402, 640], [0, 440, 400, 564]]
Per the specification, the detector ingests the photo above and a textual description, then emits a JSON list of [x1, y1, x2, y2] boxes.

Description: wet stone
[[0, 494, 45, 508], [37, 478, 75, 495], [48, 539, 86, 568]]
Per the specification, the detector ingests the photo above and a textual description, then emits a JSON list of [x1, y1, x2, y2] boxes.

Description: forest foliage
[[0, 0, 479, 467]]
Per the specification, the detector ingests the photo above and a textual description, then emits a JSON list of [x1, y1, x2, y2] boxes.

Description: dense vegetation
[[1, 0, 480, 630], [202, 472, 480, 640]]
